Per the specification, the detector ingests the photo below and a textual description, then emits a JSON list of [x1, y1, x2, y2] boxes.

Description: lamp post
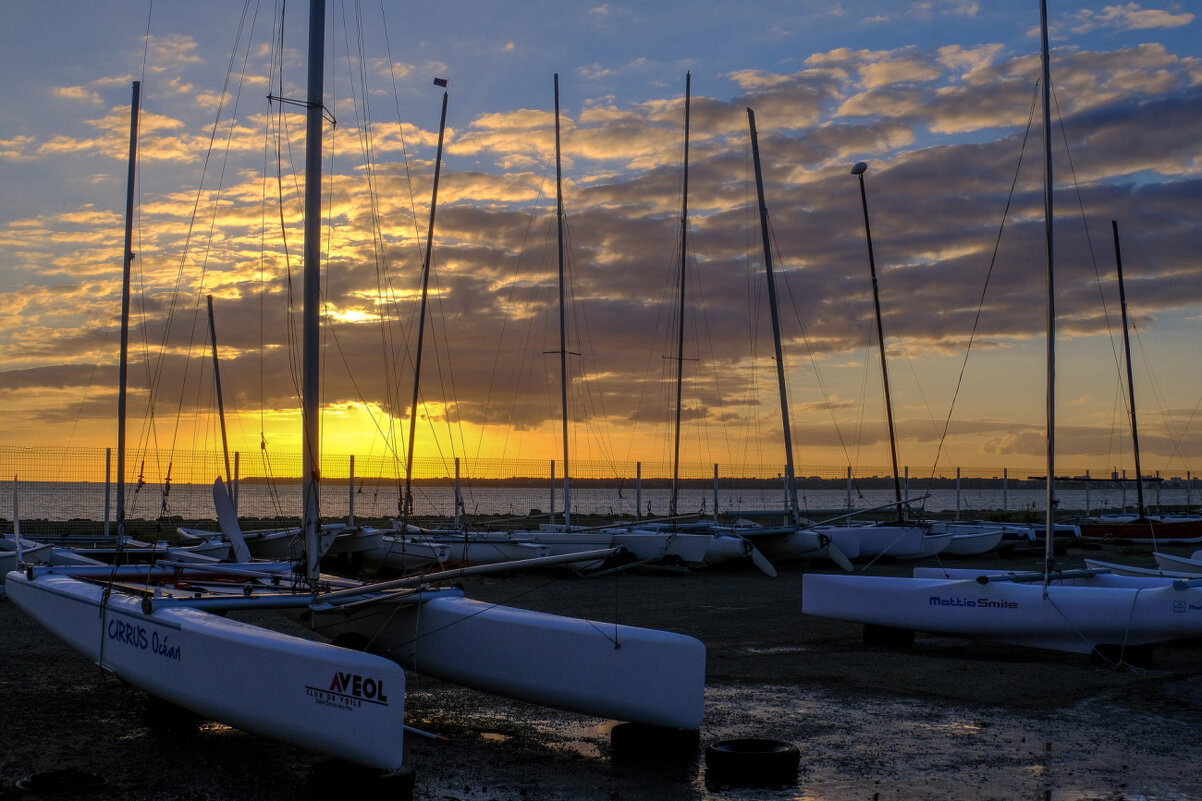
[[851, 161, 904, 521]]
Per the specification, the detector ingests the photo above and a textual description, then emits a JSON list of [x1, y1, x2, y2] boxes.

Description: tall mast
[[852, 164, 904, 520], [1112, 219, 1145, 519], [402, 88, 450, 529], [301, 0, 326, 585], [670, 73, 691, 518], [1039, 0, 1056, 579], [207, 295, 232, 487], [554, 74, 571, 528], [747, 108, 800, 523], [117, 80, 141, 545]]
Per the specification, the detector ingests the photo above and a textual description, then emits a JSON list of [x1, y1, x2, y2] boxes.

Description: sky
[[0, 0, 1199, 484]]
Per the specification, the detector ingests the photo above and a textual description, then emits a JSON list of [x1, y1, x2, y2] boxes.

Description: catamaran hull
[[803, 569, 1202, 654], [1078, 517, 1202, 544], [610, 531, 712, 565], [751, 528, 860, 562], [943, 529, 1005, 555], [1, 542, 54, 583], [1153, 551, 1202, 575], [309, 591, 705, 729], [362, 536, 453, 572], [7, 569, 407, 770], [814, 524, 929, 558]]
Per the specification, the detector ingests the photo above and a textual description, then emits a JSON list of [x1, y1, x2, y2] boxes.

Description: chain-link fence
[[1, 444, 1197, 537]]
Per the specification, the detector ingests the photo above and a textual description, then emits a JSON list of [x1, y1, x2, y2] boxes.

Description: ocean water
[[4, 479, 1198, 524]]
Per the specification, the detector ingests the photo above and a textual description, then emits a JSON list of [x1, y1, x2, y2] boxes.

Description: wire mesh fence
[[1, 444, 1197, 537]]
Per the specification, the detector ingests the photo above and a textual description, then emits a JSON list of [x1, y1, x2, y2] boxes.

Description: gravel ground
[[2, 542, 1201, 800]]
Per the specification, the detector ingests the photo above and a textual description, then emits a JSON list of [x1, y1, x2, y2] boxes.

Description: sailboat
[[602, 73, 755, 570], [716, 108, 859, 569], [9, 3, 705, 772], [801, 0, 1202, 658], [8, 52, 409, 771], [494, 76, 717, 569], [805, 162, 943, 560], [1073, 220, 1202, 544], [351, 86, 556, 572]]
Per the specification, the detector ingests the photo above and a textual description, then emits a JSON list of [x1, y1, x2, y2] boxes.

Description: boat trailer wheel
[[704, 738, 800, 786]]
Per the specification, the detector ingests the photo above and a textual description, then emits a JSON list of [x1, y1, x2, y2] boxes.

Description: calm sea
[[5, 480, 1198, 523]]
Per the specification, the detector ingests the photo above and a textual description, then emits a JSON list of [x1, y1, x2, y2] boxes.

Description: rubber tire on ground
[[309, 760, 416, 801], [1091, 642, 1154, 669], [704, 738, 800, 787], [144, 694, 203, 736], [610, 722, 700, 763], [16, 769, 108, 794], [863, 623, 915, 647]]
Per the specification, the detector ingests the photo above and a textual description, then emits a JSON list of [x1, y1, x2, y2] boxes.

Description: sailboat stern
[[8, 569, 407, 770], [313, 589, 706, 730]]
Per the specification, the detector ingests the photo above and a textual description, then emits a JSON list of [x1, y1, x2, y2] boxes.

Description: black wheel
[[331, 632, 372, 652], [705, 738, 800, 787], [1091, 643, 1154, 669], [863, 623, 915, 647], [144, 694, 202, 736], [16, 769, 108, 794], [611, 722, 699, 763], [309, 760, 415, 800]]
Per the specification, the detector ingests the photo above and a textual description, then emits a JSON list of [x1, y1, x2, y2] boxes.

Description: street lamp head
[[851, 161, 868, 176]]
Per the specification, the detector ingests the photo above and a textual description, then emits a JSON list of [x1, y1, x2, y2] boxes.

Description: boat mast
[[1112, 219, 1146, 519], [117, 80, 141, 546], [554, 74, 571, 528], [402, 87, 450, 529], [670, 73, 691, 519], [747, 108, 801, 524], [1039, 0, 1057, 581], [206, 295, 232, 487], [301, 0, 326, 586], [851, 162, 904, 521]]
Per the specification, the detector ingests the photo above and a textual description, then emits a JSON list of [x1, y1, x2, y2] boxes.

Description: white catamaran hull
[[7, 569, 407, 769], [610, 530, 712, 565], [803, 567, 1202, 654], [307, 588, 705, 730], [1153, 551, 1202, 575], [814, 523, 929, 558]]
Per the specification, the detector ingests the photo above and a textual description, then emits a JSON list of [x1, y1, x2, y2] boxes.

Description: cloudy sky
[[0, 0, 1199, 483]]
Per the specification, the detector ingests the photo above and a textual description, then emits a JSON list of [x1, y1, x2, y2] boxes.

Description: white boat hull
[[1, 540, 54, 581], [942, 529, 1004, 556], [1153, 552, 1202, 575], [1083, 558, 1196, 578], [308, 589, 705, 730], [7, 568, 407, 769], [610, 530, 711, 565], [803, 567, 1202, 654], [748, 528, 860, 562], [815, 524, 929, 558]]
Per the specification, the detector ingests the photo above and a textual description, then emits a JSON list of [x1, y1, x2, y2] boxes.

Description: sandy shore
[[3, 542, 1202, 800]]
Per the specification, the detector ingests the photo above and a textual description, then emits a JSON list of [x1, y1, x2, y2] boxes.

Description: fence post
[[550, 460, 556, 527], [1121, 469, 1127, 512], [713, 463, 719, 522], [1085, 469, 1091, 514], [846, 465, 852, 510], [955, 467, 961, 521], [454, 457, 462, 528], [104, 447, 112, 540], [348, 454, 355, 526], [1155, 469, 1161, 507], [1189, 470, 1193, 507], [904, 466, 909, 501], [636, 461, 642, 521], [1003, 467, 1008, 513], [233, 451, 240, 514]]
